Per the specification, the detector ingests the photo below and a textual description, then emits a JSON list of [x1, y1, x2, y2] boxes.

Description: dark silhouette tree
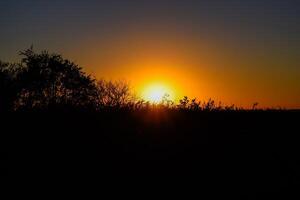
[[0, 61, 20, 112], [15, 48, 98, 110], [96, 79, 133, 108]]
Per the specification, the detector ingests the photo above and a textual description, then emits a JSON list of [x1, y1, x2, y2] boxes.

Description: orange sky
[[1, 1, 299, 108], [59, 28, 300, 109]]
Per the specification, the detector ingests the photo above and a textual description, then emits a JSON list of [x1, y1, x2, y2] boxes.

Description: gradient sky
[[0, 0, 299, 108]]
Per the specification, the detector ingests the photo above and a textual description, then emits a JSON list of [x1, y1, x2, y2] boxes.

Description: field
[[3, 109, 299, 197]]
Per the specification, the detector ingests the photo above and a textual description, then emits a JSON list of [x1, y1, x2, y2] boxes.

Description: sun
[[142, 83, 175, 103]]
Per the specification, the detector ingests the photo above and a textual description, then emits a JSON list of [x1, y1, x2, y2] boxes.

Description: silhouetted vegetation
[[15, 48, 99, 111], [96, 79, 134, 109], [2, 49, 299, 198], [0, 48, 269, 112], [0, 61, 19, 112]]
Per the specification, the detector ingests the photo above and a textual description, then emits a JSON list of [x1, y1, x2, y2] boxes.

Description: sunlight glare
[[142, 83, 175, 103]]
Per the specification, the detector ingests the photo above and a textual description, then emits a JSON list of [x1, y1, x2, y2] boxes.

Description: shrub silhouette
[[14, 48, 98, 110], [0, 61, 20, 111], [189, 98, 201, 111], [0, 48, 263, 112], [0, 48, 139, 111], [179, 96, 190, 109], [96, 79, 134, 109]]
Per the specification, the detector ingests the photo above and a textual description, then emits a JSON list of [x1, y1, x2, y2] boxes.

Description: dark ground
[[2, 110, 300, 198]]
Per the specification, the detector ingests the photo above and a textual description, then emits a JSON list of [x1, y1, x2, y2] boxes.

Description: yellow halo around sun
[[142, 83, 175, 103]]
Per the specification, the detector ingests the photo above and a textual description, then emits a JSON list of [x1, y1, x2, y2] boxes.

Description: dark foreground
[[2, 110, 300, 198]]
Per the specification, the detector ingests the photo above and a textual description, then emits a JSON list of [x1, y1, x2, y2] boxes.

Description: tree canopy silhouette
[[0, 48, 137, 112], [96, 79, 134, 108], [19, 48, 97, 110], [1, 48, 99, 111], [0, 61, 19, 111]]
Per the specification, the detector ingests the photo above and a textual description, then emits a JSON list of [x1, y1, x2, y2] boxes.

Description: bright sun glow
[[142, 83, 175, 103]]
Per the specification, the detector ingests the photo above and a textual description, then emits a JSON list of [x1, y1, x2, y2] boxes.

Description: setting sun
[[142, 83, 175, 103]]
